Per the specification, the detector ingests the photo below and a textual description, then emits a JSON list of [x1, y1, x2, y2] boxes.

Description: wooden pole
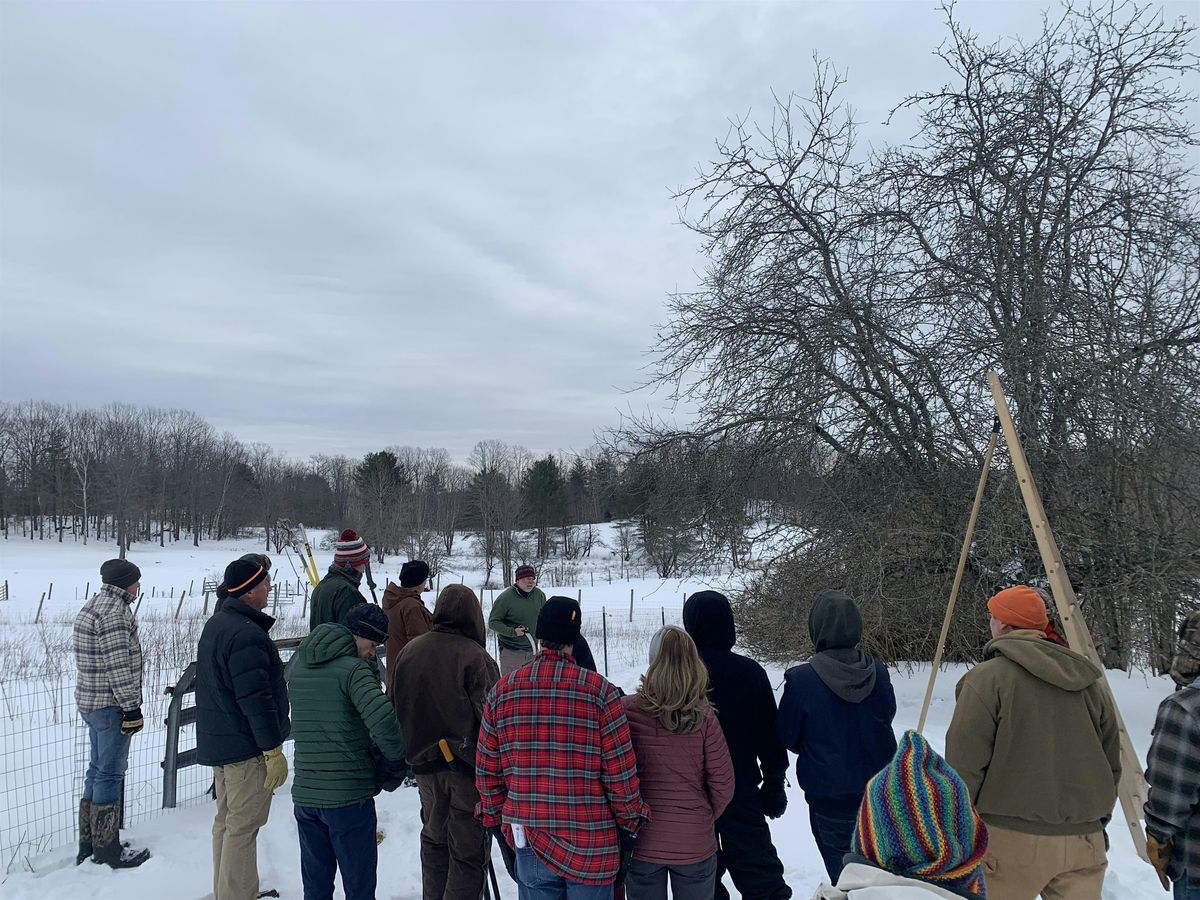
[[917, 420, 999, 733], [987, 371, 1148, 861]]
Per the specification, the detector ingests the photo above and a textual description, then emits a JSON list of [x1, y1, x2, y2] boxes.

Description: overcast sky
[[1, 1, 1193, 460]]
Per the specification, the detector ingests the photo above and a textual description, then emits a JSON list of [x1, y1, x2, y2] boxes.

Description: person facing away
[[72, 558, 150, 868], [382, 559, 433, 693], [683, 590, 792, 900], [811, 730, 989, 900], [309, 529, 371, 630], [488, 564, 547, 675], [621, 625, 735, 900], [196, 559, 291, 900], [214, 552, 272, 614], [1145, 610, 1200, 898], [778, 590, 897, 882], [476, 596, 650, 900], [945, 585, 1120, 900], [391, 584, 500, 900], [288, 603, 408, 900]]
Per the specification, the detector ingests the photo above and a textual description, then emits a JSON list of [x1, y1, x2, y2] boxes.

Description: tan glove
[[263, 746, 288, 791], [1147, 833, 1173, 891]]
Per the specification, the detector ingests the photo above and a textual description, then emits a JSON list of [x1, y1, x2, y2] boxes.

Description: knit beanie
[[400, 560, 430, 588], [852, 730, 988, 897], [987, 585, 1049, 631], [100, 559, 141, 591], [537, 596, 582, 645], [240, 552, 272, 571], [224, 559, 268, 598], [344, 603, 389, 643], [334, 529, 371, 568], [514, 564, 537, 583]]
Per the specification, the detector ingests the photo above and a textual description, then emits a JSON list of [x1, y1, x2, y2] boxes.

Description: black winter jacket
[[574, 635, 598, 673], [196, 598, 290, 766], [683, 591, 788, 801]]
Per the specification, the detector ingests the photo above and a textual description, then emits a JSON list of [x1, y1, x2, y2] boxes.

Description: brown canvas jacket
[[382, 582, 433, 692], [390, 585, 499, 770], [945, 630, 1120, 836]]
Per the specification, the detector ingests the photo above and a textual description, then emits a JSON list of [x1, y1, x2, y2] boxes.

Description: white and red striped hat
[[334, 529, 370, 567]]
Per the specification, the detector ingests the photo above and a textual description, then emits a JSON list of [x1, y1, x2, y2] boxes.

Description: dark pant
[[417, 768, 488, 900], [625, 856, 717, 900], [1176, 876, 1200, 900], [808, 806, 857, 883], [80, 706, 131, 806], [294, 799, 378, 900], [714, 796, 791, 900], [515, 846, 613, 900]]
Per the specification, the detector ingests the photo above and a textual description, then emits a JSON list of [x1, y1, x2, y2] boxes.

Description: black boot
[[90, 801, 150, 869], [76, 798, 92, 865]]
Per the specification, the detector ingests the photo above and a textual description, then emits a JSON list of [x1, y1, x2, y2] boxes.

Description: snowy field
[[0, 530, 1165, 898]]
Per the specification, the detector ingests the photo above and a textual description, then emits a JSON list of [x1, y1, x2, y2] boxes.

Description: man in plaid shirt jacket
[[72, 558, 150, 868], [1146, 611, 1200, 898], [477, 596, 649, 900]]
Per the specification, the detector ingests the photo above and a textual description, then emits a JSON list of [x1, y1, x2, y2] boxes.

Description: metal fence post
[[602, 607, 608, 678]]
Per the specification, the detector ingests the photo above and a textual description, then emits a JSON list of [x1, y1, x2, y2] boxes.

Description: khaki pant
[[499, 646, 535, 676], [417, 768, 488, 900], [983, 824, 1107, 900], [212, 755, 273, 900]]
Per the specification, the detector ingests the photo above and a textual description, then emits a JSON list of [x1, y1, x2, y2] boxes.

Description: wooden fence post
[[34, 592, 46, 624], [174, 592, 187, 620]]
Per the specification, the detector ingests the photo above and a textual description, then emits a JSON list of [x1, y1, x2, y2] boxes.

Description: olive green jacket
[[487, 585, 546, 651]]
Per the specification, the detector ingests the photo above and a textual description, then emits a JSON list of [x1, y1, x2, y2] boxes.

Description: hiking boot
[[90, 801, 150, 869], [76, 798, 92, 865]]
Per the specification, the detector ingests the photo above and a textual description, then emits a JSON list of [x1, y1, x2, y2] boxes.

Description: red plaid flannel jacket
[[476, 649, 649, 884]]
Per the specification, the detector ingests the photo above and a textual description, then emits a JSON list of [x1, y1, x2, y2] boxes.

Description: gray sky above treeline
[[2, 1, 1194, 459]]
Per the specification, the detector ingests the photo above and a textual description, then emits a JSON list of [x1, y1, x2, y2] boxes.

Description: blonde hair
[[636, 627, 711, 734]]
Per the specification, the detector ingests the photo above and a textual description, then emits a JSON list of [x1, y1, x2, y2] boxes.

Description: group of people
[[68, 527, 1200, 900]]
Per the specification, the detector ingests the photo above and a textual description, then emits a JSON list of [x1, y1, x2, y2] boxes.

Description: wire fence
[[0, 606, 683, 874]]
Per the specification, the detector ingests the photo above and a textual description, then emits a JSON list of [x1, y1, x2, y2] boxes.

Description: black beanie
[[100, 559, 141, 591], [399, 560, 430, 588], [224, 559, 268, 597], [537, 596, 582, 645], [344, 603, 389, 643]]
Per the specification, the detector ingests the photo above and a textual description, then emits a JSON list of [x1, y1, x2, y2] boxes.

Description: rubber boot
[[76, 798, 92, 865], [90, 801, 150, 868]]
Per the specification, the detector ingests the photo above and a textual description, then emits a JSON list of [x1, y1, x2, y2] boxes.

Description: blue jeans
[[809, 806, 857, 883], [515, 845, 613, 900], [80, 706, 131, 805], [295, 799, 377, 900], [1176, 875, 1200, 900]]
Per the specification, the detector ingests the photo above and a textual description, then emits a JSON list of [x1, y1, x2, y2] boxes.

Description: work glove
[[120, 707, 144, 736], [262, 745, 288, 791], [1147, 833, 1173, 891], [615, 829, 637, 886], [759, 777, 788, 820]]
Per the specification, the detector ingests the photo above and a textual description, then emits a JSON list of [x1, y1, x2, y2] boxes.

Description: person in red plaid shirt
[[476, 595, 650, 900]]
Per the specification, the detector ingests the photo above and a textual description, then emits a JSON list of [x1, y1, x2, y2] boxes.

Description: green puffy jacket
[[288, 623, 407, 808], [309, 565, 367, 630]]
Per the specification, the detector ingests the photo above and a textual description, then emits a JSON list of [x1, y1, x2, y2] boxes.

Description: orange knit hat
[[987, 585, 1050, 630]]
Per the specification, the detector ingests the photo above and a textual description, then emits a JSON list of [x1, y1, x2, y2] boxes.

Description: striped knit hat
[[852, 730, 988, 897], [333, 529, 371, 567]]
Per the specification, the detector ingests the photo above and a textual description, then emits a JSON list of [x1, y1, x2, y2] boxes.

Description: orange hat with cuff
[[987, 585, 1050, 630]]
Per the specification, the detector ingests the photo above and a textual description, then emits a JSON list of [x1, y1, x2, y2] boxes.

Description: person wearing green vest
[[487, 565, 546, 675], [288, 603, 409, 900]]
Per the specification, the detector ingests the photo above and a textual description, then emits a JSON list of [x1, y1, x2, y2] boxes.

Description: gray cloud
[[3, 1, 1189, 458]]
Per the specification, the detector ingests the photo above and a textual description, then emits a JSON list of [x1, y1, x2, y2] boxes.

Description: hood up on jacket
[[382, 582, 423, 612], [299, 623, 358, 666], [808, 590, 877, 703], [984, 629, 1102, 691], [432, 584, 487, 647], [683, 590, 736, 651]]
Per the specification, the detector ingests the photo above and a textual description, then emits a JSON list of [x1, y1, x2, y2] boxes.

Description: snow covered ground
[[0, 531, 1165, 898]]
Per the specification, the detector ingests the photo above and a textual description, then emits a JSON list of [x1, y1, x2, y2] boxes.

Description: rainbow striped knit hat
[[851, 730, 988, 897]]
